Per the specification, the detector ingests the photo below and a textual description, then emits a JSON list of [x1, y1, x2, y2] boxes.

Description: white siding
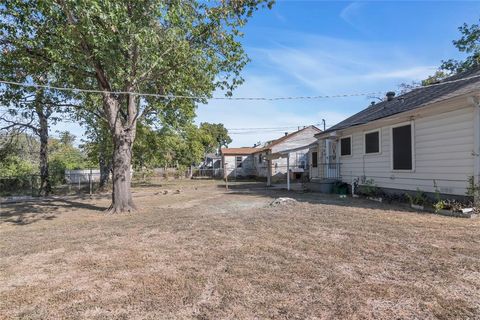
[[250, 126, 319, 179], [223, 155, 255, 177], [336, 106, 475, 195], [268, 127, 318, 176], [253, 152, 268, 177]]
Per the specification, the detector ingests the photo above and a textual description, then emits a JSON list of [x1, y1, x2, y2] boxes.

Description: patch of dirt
[[268, 197, 298, 207]]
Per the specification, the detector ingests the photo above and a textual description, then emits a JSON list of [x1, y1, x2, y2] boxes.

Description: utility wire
[[228, 124, 321, 131], [1, 72, 479, 101]]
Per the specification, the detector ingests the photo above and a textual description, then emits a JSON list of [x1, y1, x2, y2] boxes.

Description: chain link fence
[[0, 167, 231, 199]]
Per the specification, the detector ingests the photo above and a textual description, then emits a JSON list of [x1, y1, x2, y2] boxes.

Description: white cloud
[[361, 66, 436, 81], [339, 2, 372, 35], [340, 2, 365, 27], [251, 33, 436, 94]]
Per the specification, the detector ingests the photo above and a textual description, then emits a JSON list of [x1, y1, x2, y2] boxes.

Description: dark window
[[258, 154, 263, 163], [340, 137, 351, 156], [392, 125, 412, 170], [365, 131, 380, 154], [236, 156, 243, 168], [312, 151, 318, 168]]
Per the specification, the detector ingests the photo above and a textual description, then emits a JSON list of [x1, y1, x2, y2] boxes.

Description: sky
[[55, 1, 480, 147]]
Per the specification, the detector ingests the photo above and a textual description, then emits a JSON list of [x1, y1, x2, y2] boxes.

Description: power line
[[1, 72, 479, 101], [227, 124, 320, 131], [0, 79, 384, 100]]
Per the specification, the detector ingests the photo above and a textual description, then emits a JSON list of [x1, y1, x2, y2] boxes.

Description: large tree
[[0, 0, 272, 212], [199, 122, 232, 154]]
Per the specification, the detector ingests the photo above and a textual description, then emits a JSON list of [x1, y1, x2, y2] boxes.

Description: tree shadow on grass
[[0, 197, 107, 226]]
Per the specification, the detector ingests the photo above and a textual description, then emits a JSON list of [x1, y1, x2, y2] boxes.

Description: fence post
[[78, 174, 81, 191], [31, 175, 34, 197], [89, 169, 92, 196], [225, 171, 229, 190]]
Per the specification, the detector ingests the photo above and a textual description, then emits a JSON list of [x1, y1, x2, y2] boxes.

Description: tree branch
[[0, 116, 39, 135]]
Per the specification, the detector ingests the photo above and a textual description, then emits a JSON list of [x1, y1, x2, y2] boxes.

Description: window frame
[[340, 135, 352, 157], [236, 156, 243, 168], [364, 129, 381, 155], [390, 121, 415, 172], [311, 151, 318, 168]]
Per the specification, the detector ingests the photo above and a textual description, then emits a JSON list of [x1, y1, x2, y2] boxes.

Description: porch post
[[325, 139, 330, 179], [336, 139, 340, 179], [287, 154, 290, 191], [267, 159, 272, 187]]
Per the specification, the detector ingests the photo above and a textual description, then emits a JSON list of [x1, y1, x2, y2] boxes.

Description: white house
[[221, 147, 260, 179], [221, 125, 321, 181], [310, 68, 480, 197], [254, 126, 321, 182]]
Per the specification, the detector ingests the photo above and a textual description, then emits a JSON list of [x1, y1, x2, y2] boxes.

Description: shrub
[[406, 188, 428, 206]]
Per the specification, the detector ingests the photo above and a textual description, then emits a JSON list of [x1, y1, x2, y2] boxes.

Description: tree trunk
[[38, 118, 51, 196], [36, 102, 51, 196], [101, 88, 137, 213], [107, 130, 136, 213]]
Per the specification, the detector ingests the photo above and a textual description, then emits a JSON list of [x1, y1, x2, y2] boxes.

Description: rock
[[269, 197, 298, 207], [163, 190, 168, 195], [173, 189, 181, 194]]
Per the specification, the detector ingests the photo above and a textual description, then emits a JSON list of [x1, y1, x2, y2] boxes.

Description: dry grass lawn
[[1, 180, 480, 319]]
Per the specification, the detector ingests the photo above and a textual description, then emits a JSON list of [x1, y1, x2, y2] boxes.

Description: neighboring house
[[311, 67, 480, 196], [200, 153, 222, 169], [254, 126, 321, 182], [221, 125, 321, 181], [221, 147, 260, 178]]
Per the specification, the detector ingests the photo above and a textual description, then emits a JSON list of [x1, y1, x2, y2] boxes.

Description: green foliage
[[49, 133, 90, 174], [129, 122, 230, 170], [406, 188, 428, 206], [421, 71, 449, 86], [0, 133, 40, 165], [434, 200, 447, 212], [0, 154, 36, 177], [441, 20, 480, 73], [466, 176, 480, 198], [198, 122, 232, 153], [362, 178, 379, 197]]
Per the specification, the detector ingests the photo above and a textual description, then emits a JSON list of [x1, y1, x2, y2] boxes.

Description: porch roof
[[264, 142, 318, 160]]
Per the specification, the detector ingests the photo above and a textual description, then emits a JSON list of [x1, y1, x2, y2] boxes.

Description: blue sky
[[55, 1, 480, 147], [197, 0, 480, 147]]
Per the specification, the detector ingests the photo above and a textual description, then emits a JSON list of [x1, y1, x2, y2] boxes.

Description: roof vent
[[284, 132, 288, 136], [370, 101, 376, 106], [386, 91, 396, 101]]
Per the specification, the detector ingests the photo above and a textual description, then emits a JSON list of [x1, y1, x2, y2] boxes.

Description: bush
[[332, 181, 349, 195], [406, 188, 428, 206], [357, 178, 382, 198]]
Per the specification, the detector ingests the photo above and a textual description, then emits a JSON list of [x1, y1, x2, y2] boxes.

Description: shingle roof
[[263, 125, 321, 149], [220, 147, 263, 155], [321, 67, 480, 135]]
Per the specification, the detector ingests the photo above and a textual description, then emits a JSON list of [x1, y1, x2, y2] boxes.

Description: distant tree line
[[0, 122, 231, 190]]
